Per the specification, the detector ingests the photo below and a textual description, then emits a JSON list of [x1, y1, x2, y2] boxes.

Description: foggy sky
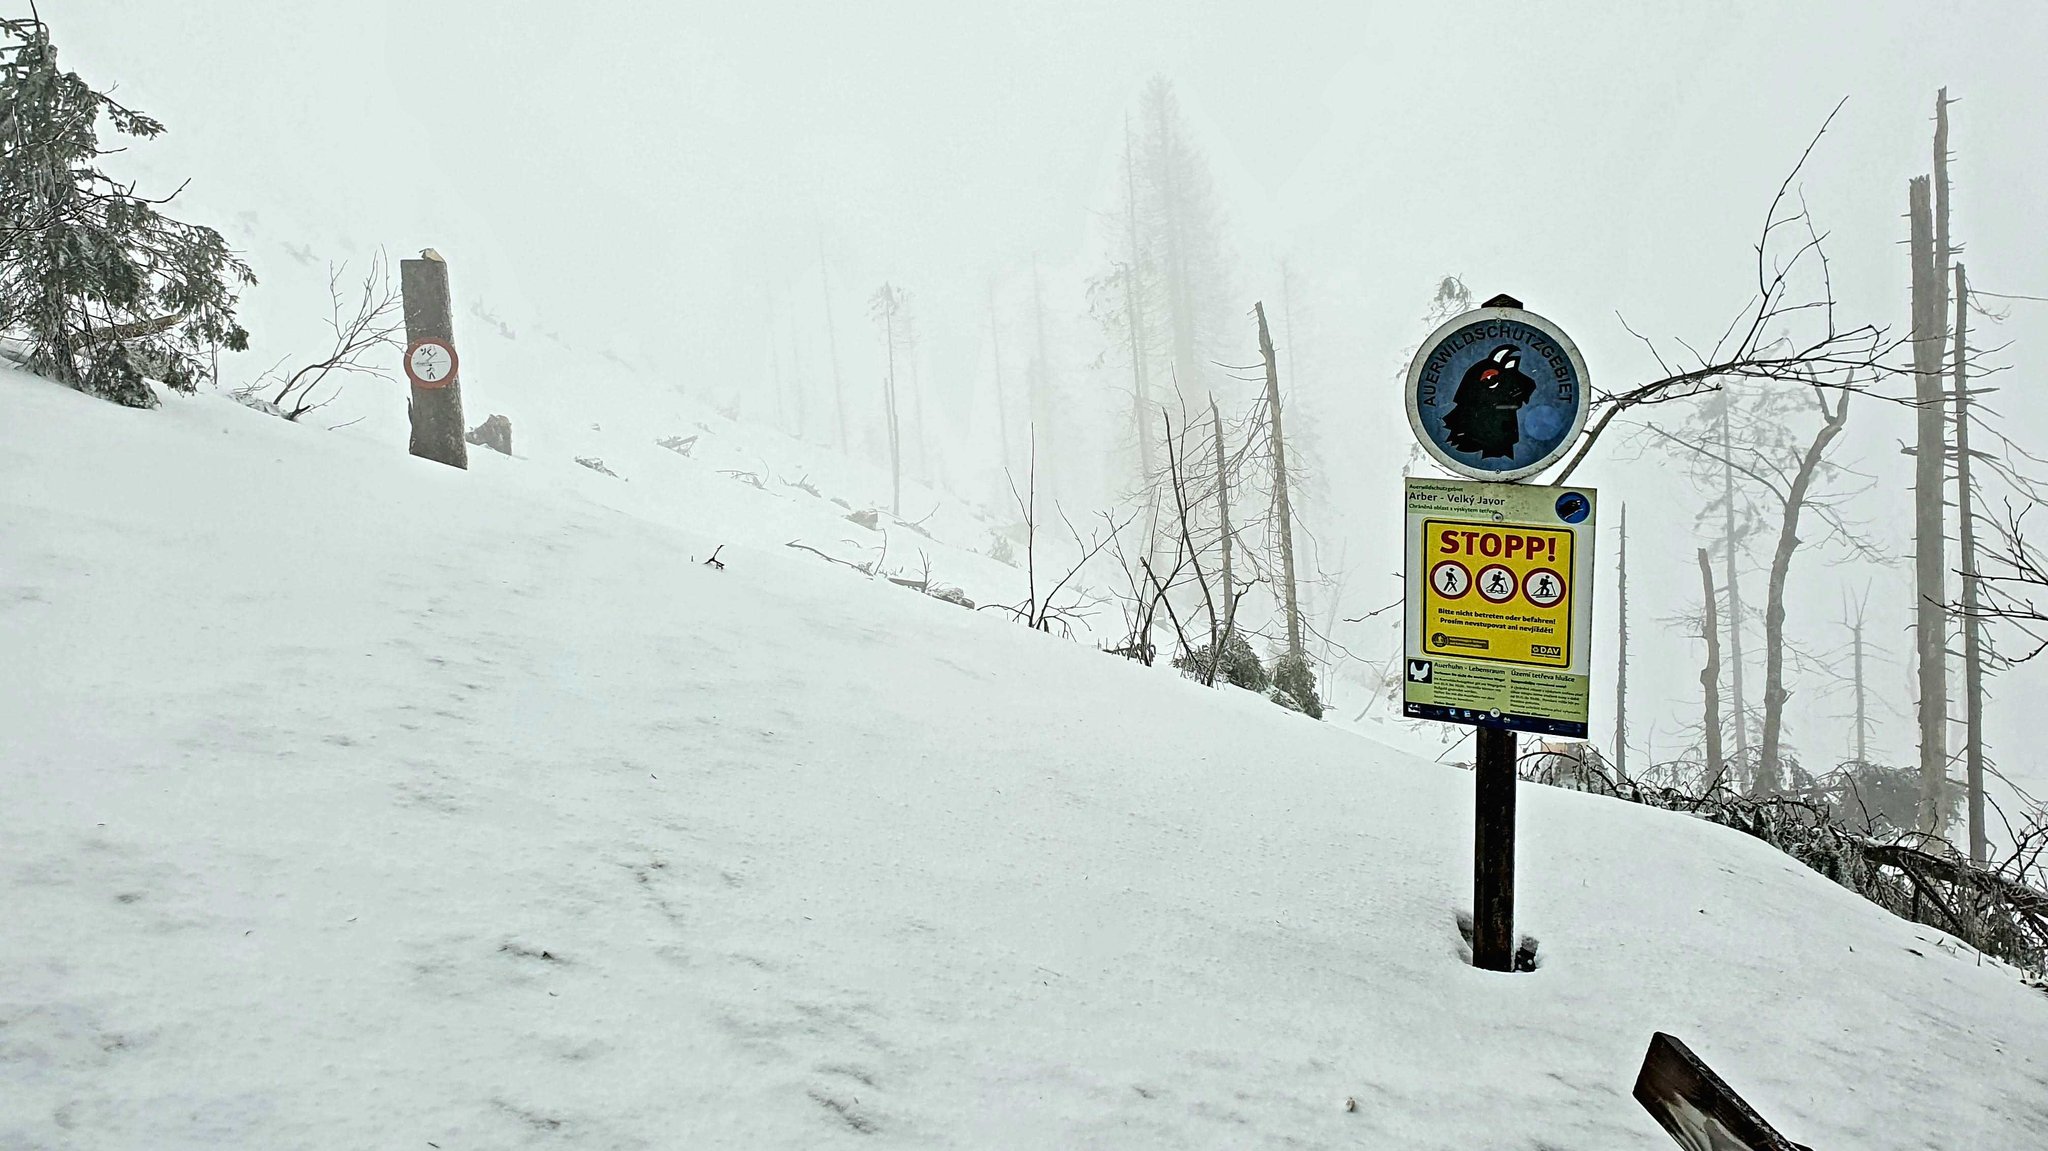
[[61, 1, 2048, 806]]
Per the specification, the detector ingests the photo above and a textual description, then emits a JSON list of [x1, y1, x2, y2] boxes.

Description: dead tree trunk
[[876, 285, 904, 516], [785, 289, 807, 441], [1719, 400, 1750, 787], [820, 239, 849, 451], [1954, 261, 1987, 863], [1847, 591, 1871, 767], [1757, 389, 1852, 794], [1909, 175, 1950, 837], [1698, 549, 1726, 790], [1030, 254, 1055, 498], [987, 279, 1012, 476], [906, 349, 929, 484], [1256, 301, 1303, 662], [1210, 394, 1236, 637], [766, 292, 786, 432], [1162, 411, 1221, 679], [1935, 89, 1954, 318], [1121, 120, 1163, 572], [1616, 504, 1630, 777]]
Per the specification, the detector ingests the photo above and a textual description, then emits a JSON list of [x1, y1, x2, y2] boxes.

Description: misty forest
[[4, 5, 2047, 1149]]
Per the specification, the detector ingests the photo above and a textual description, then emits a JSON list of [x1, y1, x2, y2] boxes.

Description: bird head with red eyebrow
[[1477, 344, 1520, 383], [1443, 343, 1537, 458]]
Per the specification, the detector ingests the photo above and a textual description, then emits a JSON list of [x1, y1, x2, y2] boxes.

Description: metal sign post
[[1400, 293, 1593, 973]]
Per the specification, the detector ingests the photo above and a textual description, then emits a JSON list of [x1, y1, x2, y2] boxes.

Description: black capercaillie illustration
[[1444, 344, 1535, 459]]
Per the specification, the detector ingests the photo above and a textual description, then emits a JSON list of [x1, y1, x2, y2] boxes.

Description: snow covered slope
[[3, 373, 2045, 1150]]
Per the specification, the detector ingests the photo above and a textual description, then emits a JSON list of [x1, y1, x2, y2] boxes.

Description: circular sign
[[1430, 559, 1472, 599], [1404, 304, 1590, 481], [1524, 567, 1566, 608], [1476, 564, 1518, 604], [405, 338, 459, 389], [1555, 491, 1591, 524]]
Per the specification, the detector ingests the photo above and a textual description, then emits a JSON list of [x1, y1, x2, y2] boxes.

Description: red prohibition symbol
[[1430, 559, 1472, 599], [404, 337, 459, 389], [1524, 567, 1566, 608], [1476, 564, 1518, 604]]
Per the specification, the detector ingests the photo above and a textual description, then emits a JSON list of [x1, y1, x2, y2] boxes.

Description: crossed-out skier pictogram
[[1476, 564, 1517, 604], [1524, 567, 1566, 609]]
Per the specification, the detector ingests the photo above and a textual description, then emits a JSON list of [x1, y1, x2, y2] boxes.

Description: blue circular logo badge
[[1404, 306, 1591, 481], [1555, 492, 1591, 524]]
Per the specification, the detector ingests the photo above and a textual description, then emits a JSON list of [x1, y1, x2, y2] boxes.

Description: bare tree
[[1652, 377, 1863, 793], [1209, 393, 1237, 640], [988, 430, 1130, 636], [1909, 174, 1951, 837], [1715, 395, 1756, 783], [1757, 388, 1855, 792], [1552, 101, 1890, 483], [1697, 548, 1727, 789], [987, 277, 1012, 475], [1028, 254, 1057, 497], [1616, 504, 1630, 776], [1953, 262, 1989, 862], [238, 251, 401, 422], [1255, 301, 1303, 663], [867, 283, 906, 515], [1844, 588, 1874, 769], [818, 233, 849, 451]]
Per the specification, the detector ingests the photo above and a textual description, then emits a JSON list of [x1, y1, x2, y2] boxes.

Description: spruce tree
[[0, 15, 251, 408]]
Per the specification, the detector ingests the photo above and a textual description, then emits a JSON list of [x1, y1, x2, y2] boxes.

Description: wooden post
[[402, 255, 467, 470], [1634, 1032, 1814, 1151], [1473, 724, 1518, 971]]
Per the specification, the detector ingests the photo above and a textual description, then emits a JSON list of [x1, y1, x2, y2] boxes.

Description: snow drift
[[3, 372, 2045, 1149]]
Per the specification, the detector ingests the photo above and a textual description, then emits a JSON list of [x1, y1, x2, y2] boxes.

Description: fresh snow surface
[[3, 372, 2046, 1150]]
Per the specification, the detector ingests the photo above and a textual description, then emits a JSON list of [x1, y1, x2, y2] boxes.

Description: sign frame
[[1402, 476, 1598, 739], [1404, 304, 1592, 482]]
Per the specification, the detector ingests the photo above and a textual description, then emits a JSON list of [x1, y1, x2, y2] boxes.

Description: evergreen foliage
[[0, 15, 251, 407], [1174, 632, 1268, 692], [1269, 652, 1324, 720]]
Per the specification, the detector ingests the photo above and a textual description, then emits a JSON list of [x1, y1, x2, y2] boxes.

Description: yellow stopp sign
[[1420, 519, 1575, 668]]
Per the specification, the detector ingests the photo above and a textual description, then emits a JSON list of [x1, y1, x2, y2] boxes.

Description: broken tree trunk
[[1256, 301, 1303, 662], [1954, 261, 1987, 864], [1909, 175, 1950, 838]]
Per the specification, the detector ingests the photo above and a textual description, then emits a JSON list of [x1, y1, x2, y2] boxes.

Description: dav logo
[[1531, 644, 1562, 659]]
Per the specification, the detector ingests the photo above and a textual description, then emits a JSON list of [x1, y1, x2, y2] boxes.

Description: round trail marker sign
[[405, 337, 459, 389], [1405, 303, 1590, 481]]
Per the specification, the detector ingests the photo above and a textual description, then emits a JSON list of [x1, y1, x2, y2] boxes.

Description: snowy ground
[[4, 372, 2046, 1150]]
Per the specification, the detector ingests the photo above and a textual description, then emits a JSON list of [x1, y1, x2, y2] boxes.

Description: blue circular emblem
[[1555, 492, 1591, 524], [1403, 306, 1591, 481]]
